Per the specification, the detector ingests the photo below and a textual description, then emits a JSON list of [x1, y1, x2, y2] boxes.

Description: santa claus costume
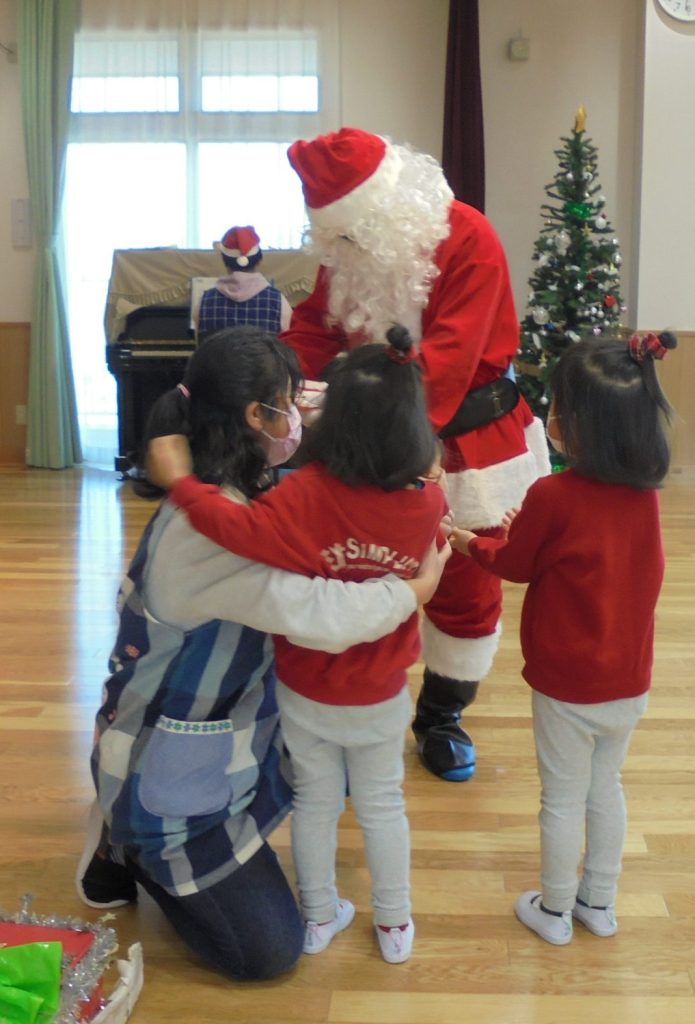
[[283, 127, 550, 781]]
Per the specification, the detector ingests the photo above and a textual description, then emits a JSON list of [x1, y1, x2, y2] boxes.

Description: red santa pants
[[424, 527, 506, 640]]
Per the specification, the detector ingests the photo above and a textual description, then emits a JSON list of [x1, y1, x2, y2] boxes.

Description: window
[[64, 6, 337, 465], [70, 37, 180, 112]]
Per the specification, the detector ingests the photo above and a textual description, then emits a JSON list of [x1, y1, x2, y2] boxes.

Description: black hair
[[221, 250, 263, 273], [550, 331, 677, 489], [134, 326, 301, 500], [301, 325, 437, 491]]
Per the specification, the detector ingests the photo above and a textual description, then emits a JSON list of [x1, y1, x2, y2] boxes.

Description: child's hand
[[146, 434, 193, 490], [450, 527, 476, 556], [439, 510, 455, 538], [407, 538, 452, 605], [501, 507, 520, 534]]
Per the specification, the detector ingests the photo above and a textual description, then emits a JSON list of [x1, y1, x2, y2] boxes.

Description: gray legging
[[532, 689, 648, 913]]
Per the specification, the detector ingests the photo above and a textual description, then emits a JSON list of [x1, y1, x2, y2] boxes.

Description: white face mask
[[260, 403, 303, 467], [545, 414, 566, 455]]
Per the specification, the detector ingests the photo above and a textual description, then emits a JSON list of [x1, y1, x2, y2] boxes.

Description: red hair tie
[[628, 332, 668, 364], [177, 382, 191, 398]]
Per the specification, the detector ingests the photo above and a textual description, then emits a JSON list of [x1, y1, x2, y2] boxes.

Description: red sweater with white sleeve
[[466, 469, 664, 703], [170, 465, 448, 705]]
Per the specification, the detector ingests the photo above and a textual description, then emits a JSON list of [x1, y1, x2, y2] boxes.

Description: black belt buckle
[[489, 381, 504, 418]]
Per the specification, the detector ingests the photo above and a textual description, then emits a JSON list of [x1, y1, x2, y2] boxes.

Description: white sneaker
[[375, 918, 415, 964], [573, 900, 618, 937], [514, 891, 573, 945], [303, 899, 355, 955]]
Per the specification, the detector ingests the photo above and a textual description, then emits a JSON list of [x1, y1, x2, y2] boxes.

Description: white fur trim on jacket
[[421, 617, 501, 682], [308, 144, 403, 233], [446, 420, 551, 530], [524, 416, 552, 480]]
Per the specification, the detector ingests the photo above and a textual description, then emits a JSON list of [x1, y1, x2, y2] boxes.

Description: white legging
[[532, 689, 649, 913], [277, 686, 411, 927]]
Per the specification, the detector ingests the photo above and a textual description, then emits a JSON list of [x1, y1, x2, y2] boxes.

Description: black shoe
[[413, 671, 478, 781], [76, 800, 137, 909], [79, 852, 138, 909], [415, 723, 476, 782]]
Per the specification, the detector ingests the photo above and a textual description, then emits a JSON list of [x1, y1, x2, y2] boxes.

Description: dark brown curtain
[[442, 0, 485, 212]]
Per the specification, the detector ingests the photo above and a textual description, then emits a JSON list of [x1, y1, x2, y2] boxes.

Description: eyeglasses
[[420, 468, 445, 484]]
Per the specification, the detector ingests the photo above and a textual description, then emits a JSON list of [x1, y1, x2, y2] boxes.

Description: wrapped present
[[0, 898, 143, 1024]]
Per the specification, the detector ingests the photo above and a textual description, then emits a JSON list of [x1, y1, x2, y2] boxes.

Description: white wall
[[480, 0, 642, 324], [338, 0, 448, 158], [1, 0, 694, 334], [0, 0, 449, 325], [637, 3, 695, 330], [0, 0, 32, 322]]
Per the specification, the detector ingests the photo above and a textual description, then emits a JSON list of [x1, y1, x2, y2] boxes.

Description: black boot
[[412, 670, 479, 781]]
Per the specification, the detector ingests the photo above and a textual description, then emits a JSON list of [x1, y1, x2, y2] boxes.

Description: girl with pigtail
[[450, 331, 677, 946], [79, 326, 450, 982], [148, 324, 451, 965]]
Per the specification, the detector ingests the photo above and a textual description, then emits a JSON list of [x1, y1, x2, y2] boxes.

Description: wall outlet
[[508, 36, 530, 61], [15, 404, 27, 425], [11, 199, 32, 249]]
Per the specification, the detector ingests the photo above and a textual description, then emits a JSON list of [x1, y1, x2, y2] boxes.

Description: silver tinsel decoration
[[1, 894, 118, 1024]]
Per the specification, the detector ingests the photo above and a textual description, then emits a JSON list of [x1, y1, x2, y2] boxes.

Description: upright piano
[[104, 247, 318, 474]]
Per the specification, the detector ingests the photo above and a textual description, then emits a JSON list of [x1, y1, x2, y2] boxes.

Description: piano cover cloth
[[105, 248, 318, 343]]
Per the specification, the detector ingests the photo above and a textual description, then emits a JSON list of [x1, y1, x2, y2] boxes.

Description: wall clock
[[656, 0, 695, 21]]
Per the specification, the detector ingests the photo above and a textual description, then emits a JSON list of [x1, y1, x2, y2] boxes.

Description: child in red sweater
[[451, 332, 677, 945], [148, 326, 450, 964]]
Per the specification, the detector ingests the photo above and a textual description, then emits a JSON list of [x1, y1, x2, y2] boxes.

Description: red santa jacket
[[283, 200, 534, 474]]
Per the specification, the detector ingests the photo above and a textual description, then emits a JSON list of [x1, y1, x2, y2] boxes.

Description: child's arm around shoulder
[[147, 434, 310, 573]]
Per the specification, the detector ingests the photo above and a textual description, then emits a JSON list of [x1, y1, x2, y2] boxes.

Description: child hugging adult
[[77, 326, 449, 980], [148, 325, 452, 965]]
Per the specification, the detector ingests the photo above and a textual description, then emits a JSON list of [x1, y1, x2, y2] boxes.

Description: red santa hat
[[217, 225, 261, 267], [287, 127, 402, 232]]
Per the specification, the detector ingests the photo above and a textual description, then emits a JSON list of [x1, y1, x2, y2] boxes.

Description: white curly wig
[[306, 140, 453, 343]]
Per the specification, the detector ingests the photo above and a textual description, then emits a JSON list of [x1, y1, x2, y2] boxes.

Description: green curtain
[[18, 0, 82, 468]]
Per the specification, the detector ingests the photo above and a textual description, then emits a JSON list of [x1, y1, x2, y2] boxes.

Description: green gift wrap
[[0, 941, 61, 1024]]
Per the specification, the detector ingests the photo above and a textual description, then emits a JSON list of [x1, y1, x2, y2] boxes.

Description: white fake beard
[[326, 242, 430, 343], [311, 142, 452, 344]]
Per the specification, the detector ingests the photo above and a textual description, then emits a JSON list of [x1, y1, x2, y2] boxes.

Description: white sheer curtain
[[64, 0, 339, 466]]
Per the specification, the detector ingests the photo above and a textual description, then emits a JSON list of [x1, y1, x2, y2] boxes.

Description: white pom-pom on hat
[[216, 225, 261, 263]]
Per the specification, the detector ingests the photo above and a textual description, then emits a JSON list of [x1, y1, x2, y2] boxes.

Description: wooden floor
[[1, 466, 694, 1024]]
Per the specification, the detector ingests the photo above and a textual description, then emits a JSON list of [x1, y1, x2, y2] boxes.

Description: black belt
[[438, 375, 520, 439]]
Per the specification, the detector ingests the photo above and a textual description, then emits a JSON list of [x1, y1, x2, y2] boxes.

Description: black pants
[[128, 842, 304, 980]]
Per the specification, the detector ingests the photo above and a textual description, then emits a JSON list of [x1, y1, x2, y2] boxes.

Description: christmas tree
[[516, 107, 624, 420]]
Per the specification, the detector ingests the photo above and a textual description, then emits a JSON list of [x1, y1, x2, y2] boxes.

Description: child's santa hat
[[287, 127, 402, 233], [216, 225, 261, 268]]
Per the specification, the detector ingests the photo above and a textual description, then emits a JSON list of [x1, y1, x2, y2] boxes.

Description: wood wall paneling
[[660, 330, 695, 482], [0, 324, 693, 475], [0, 323, 30, 465]]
